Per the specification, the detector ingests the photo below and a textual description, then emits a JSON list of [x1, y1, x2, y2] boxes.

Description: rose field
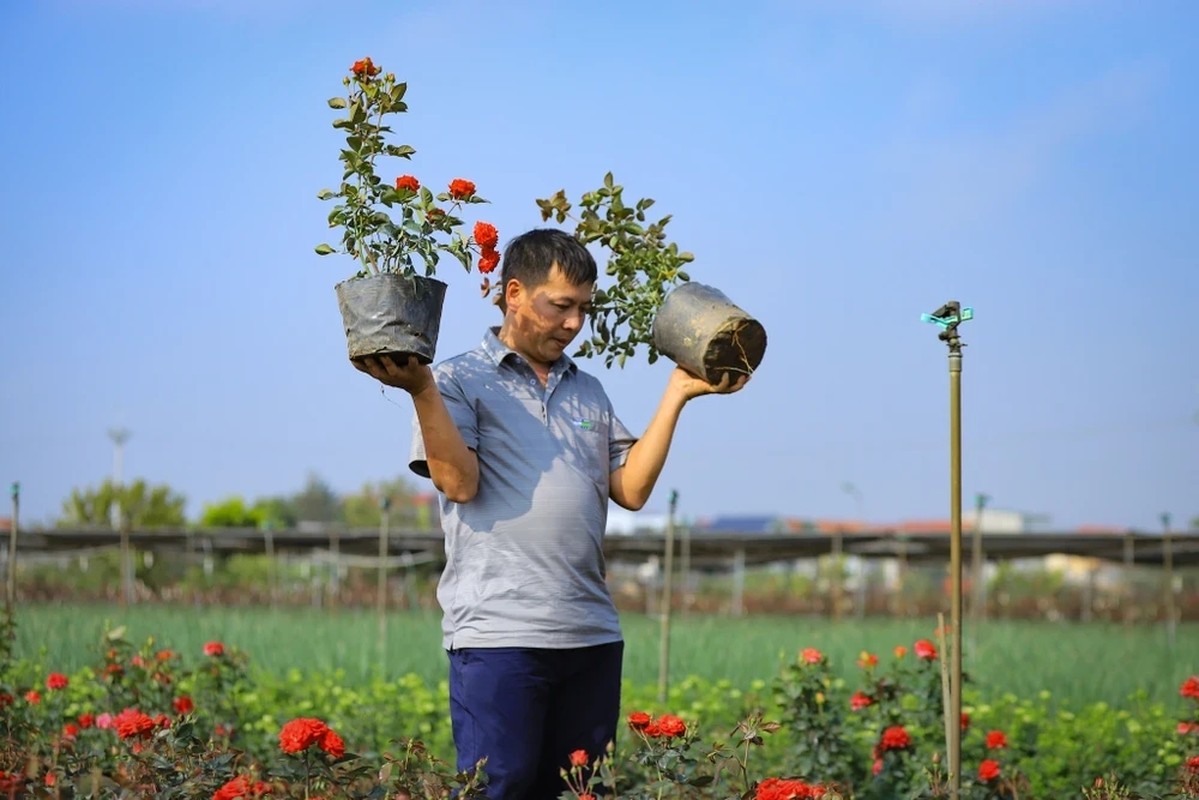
[[3, 603, 1198, 798]]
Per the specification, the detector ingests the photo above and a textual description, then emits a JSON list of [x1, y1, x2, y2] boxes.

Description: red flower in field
[[114, 708, 155, 739], [1188, 755, 1199, 771], [448, 178, 476, 200], [156, 649, 174, 661], [656, 714, 686, 738], [44, 772, 56, 787], [320, 728, 345, 758], [0, 772, 21, 792], [872, 758, 883, 775], [857, 651, 878, 669], [131, 654, 147, 669], [1178, 721, 1198, 735], [755, 777, 827, 799], [914, 639, 937, 661], [850, 691, 873, 710], [961, 712, 971, 731], [800, 647, 823, 665], [893, 645, 907, 658], [104, 662, 123, 679], [979, 759, 1001, 782], [579, 795, 595, 800], [203, 641, 225, 657], [569, 749, 589, 767], [0, 692, 11, 706], [351, 57, 381, 78], [95, 713, 114, 729], [478, 247, 501, 274], [62, 723, 79, 739], [173, 696, 195, 715], [78, 712, 94, 728], [154, 713, 171, 729], [1181, 676, 1199, 699], [985, 730, 1008, 750], [24, 690, 40, 704], [46, 672, 68, 690], [396, 174, 420, 193], [279, 717, 331, 754], [213, 775, 271, 800], [879, 725, 911, 751], [473, 221, 499, 249], [628, 711, 651, 730]]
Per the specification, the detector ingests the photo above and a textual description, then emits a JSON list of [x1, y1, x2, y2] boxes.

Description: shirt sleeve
[[408, 365, 479, 479], [607, 396, 637, 471]]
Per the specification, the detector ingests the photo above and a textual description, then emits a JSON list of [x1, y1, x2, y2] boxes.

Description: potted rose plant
[[536, 173, 767, 384], [315, 57, 501, 365]]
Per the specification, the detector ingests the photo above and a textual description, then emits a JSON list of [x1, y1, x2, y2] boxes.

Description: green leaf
[[314, 244, 336, 255], [327, 97, 347, 109], [316, 189, 334, 201], [603, 171, 614, 189]]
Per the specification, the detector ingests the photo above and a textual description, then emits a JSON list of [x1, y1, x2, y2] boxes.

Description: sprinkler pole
[[922, 301, 974, 799]]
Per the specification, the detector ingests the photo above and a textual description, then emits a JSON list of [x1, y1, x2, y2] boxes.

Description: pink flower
[[96, 713, 114, 730]]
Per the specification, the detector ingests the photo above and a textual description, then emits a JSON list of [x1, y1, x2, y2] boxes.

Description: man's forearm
[[612, 386, 690, 510], [412, 385, 479, 503]]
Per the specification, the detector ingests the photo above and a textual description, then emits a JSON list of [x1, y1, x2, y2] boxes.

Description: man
[[354, 228, 746, 799]]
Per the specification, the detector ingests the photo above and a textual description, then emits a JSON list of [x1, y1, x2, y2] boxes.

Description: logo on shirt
[[571, 417, 596, 431]]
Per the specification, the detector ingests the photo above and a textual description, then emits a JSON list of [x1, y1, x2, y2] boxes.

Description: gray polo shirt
[[410, 328, 637, 650]]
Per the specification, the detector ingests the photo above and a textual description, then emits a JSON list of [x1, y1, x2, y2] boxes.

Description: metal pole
[[378, 496, 391, 668], [6, 482, 19, 615], [657, 490, 679, 704], [970, 493, 990, 624], [1162, 513, 1176, 649], [922, 300, 973, 800]]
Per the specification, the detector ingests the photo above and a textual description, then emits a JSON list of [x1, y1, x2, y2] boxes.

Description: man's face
[[506, 264, 594, 367]]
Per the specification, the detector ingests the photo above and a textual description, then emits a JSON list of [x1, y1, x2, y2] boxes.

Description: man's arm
[[354, 355, 479, 503], [609, 367, 747, 511]]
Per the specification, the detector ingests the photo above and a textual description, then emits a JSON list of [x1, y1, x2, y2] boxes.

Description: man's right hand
[[352, 354, 436, 395]]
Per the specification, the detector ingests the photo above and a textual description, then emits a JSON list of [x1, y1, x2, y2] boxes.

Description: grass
[[14, 602, 1197, 709]]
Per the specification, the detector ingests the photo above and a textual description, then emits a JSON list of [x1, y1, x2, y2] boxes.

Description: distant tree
[[58, 479, 186, 527], [198, 496, 259, 528], [251, 496, 297, 529], [342, 476, 418, 527], [290, 473, 341, 525]]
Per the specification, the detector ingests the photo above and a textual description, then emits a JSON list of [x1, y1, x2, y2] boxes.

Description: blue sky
[[1, 0, 1195, 530]]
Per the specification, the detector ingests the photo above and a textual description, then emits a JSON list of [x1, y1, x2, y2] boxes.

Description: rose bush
[[1, 615, 1197, 799]]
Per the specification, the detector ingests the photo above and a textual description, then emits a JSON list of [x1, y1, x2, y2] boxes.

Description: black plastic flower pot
[[651, 282, 767, 384], [335, 273, 447, 365]]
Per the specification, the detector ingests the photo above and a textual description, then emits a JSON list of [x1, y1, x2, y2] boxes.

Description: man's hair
[[498, 229, 596, 311]]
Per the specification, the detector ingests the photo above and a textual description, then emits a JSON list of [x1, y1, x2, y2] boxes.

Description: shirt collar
[[482, 327, 577, 376]]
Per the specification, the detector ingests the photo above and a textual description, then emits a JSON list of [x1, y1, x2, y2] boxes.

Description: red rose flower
[[961, 712, 971, 731], [478, 247, 501, 274], [979, 759, 1001, 782], [62, 723, 79, 739], [755, 776, 827, 799], [985, 730, 1008, 750], [279, 717, 330, 754], [1181, 676, 1199, 699], [395, 175, 420, 192], [212, 775, 269, 800], [879, 725, 911, 751], [114, 708, 155, 739], [46, 672, 68, 690], [914, 639, 938, 661], [857, 651, 878, 669], [800, 647, 823, 665], [1178, 721, 1198, 735], [448, 178, 476, 200], [24, 690, 40, 704], [320, 728, 345, 758], [893, 645, 907, 658], [569, 749, 588, 767], [351, 57, 381, 78], [174, 696, 195, 715], [0, 693, 11, 706], [656, 714, 686, 738], [473, 221, 499, 249], [850, 691, 873, 710], [203, 641, 225, 657], [78, 712, 94, 728], [627, 711, 651, 730], [156, 649, 174, 661]]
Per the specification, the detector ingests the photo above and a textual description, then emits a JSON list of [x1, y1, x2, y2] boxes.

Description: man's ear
[[503, 278, 523, 311]]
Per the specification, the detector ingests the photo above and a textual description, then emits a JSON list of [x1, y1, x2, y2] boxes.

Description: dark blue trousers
[[447, 641, 624, 800]]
